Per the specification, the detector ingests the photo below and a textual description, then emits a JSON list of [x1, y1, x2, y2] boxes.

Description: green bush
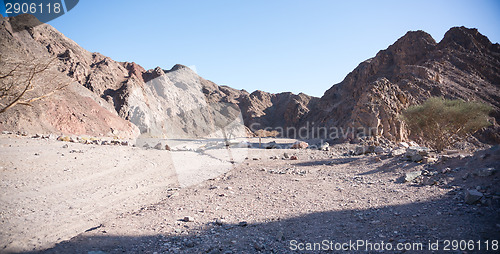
[[402, 97, 492, 151]]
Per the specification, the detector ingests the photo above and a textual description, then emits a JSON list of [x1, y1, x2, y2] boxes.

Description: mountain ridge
[[0, 14, 498, 144]]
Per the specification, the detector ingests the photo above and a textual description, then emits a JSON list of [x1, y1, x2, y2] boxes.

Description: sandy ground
[[1, 135, 499, 253], [0, 134, 252, 253]]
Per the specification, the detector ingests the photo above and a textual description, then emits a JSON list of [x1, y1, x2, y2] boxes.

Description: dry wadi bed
[[1, 135, 499, 254]]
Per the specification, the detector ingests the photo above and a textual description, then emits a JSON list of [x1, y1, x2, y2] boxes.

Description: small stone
[[465, 189, 483, 204], [265, 141, 278, 149], [441, 167, 451, 174], [215, 219, 225, 225], [253, 242, 264, 251], [291, 141, 308, 149], [290, 155, 298, 160], [422, 156, 438, 164], [390, 148, 406, 157], [410, 154, 423, 162], [276, 230, 284, 241], [319, 142, 330, 151], [183, 216, 194, 222], [154, 143, 164, 150], [405, 147, 429, 161], [283, 152, 290, 159], [405, 171, 422, 182], [399, 142, 409, 148], [62, 144, 68, 149], [444, 149, 459, 155], [422, 177, 437, 186], [374, 146, 385, 154], [476, 167, 496, 177], [238, 221, 248, 227]]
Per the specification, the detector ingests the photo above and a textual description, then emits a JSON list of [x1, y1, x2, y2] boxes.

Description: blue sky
[[2, 0, 500, 97]]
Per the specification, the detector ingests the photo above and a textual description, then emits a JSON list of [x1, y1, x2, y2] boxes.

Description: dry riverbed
[[1, 134, 499, 253]]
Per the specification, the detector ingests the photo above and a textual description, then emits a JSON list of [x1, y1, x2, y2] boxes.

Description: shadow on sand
[[30, 195, 499, 254]]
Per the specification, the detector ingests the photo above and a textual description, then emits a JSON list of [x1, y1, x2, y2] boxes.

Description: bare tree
[[0, 56, 67, 113]]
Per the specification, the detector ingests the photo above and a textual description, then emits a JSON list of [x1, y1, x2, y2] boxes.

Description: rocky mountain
[[304, 27, 500, 143], [1, 14, 498, 144], [0, 14, 139, 138], [0, 14, 316, 139]]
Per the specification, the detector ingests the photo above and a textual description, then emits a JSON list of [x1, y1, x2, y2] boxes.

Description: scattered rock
[[183, 216, 194, 222], [238, 221, 248, 227], [462, 173, 469, 180], [405, 147, 429, 162], [441, 167, 451, 174], [390, 148, 406, 157], [405, 171, 422, 182], [290, 155, 298, 160], [154, 143, 163, 150], [57, 136, 71, 142], [444, 149, 459, 155], [276, 230, 284, 241], [215, 219, 225, 225], [422, 177, 437, 186], [464, 190, 483, 204], [165, 144, 171, 151], [283, 152, 290, 159], [291, 141, 308, 149], [62, 144, 68, 149], [398, 142, 409, 148], [265, 141, 278, 149], [374, 146, 385, 154], [476, 167, 496, 177], [422, 156, 438, 164], [319, 142, 329, 151]]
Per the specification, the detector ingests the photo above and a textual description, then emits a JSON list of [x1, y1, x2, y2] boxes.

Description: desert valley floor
[[0, 134, 499, 253]]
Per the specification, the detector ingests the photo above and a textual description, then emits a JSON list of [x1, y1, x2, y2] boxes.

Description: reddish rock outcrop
[[305, 27, 500, 143]]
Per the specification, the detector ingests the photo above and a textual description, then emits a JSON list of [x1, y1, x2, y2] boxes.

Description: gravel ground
[[36, 145, 500, 254]]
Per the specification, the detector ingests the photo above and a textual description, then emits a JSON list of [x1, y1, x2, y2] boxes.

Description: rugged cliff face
[[0, 14, 316, 138], [0, 14, 140, 138], [306, 27, 500, 142], [1, 14, 498, 143]]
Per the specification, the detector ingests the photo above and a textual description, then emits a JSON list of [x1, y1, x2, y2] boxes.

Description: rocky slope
[[0, 14, 139, 139], [0, 14, 316, 139], [306, 27, 500, 143], [1, 14, 498, 144]]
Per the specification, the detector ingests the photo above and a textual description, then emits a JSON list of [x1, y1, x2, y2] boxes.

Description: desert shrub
[[402, 97, 492, 151]]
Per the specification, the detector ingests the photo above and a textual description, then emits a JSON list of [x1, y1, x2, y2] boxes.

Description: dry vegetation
[[402, 97, 492, 151]]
